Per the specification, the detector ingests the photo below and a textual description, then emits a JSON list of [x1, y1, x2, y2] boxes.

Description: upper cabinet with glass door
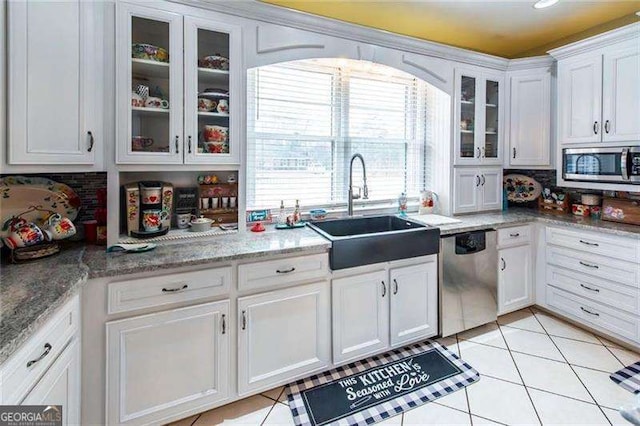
[[454, 67, 504, 166], [116, 2, 241, 165]]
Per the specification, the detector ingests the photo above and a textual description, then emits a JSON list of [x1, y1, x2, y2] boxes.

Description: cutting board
[[408, 214, 462, 226]]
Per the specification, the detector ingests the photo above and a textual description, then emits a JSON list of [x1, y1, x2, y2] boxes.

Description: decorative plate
[[503, 174, 542, 203], [0, 176, 82, 231]]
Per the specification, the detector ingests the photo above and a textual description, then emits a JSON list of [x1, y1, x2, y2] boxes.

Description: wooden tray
[[538, 196, 569, 215]]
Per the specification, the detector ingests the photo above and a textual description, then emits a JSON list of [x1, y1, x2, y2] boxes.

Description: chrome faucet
[[348, 153, 369, 216]]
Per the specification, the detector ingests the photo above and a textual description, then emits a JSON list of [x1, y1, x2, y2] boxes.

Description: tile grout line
[[495, 317, 544, 426], [189, 414, 201, 426], [455, 332, 475, 426], [529, 308, 613, 426], [259, 397, 281, 426]]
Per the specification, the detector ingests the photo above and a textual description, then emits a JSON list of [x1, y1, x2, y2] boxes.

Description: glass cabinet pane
[[130, 16, 172, 154], [484, 79, 499, 159], [195, 29, 230, 157], [460, 75, 476, 158]]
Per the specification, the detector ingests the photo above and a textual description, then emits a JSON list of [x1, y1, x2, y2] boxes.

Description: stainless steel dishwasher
[[440, 230, 498, 337]]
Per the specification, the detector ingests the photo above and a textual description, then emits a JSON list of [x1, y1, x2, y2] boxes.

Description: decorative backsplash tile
[[1, 173, 107, 223]]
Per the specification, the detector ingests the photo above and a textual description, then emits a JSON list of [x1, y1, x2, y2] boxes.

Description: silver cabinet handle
[[481, 147, 485, 158], [513, 147, 516, 159], [27, 343, 52, 368], [381, 281, 386, 298], [593, 121, 599, 135], [580, 306, 600, 317], [579, 240, 599, 247], [475, 175, 480, 187], [580, 284, 600, 293], [175, 135, 179, 153], [276, 267, 296, 274], [393, 279, 398, 295], [604, 120, 610, 134], [87, 131, 95, 152], [500, 257, 506, 271], [241, 310, 246, 330], [162, 284, 189, 293], [162, 284, 188, 293], [221, 314, 226, 334], [188, 135, 192, 154], [509, 233, 520, 237], [476, 147, 481, 158], [579, 261, 599, 269], [481, 174, 485, 186]]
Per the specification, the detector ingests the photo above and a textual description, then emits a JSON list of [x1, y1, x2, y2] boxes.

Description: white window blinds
[[247, 58, 444, 211]]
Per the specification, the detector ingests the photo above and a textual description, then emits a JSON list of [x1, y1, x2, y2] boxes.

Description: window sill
[[301, 201, 420, 221]]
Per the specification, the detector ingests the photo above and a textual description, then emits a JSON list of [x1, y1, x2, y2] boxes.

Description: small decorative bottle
[[277, 200, 287, 225], [293, 199, 301, 223], [398, 193, 408, 216]]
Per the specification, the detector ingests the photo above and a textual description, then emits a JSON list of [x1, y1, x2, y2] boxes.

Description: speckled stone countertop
[[84, 226, 331, 278], [0, 248, 88, 364], [438, 208, 640, 238]]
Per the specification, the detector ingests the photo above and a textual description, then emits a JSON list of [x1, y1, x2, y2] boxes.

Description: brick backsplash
[[1, 172, 107, 223]]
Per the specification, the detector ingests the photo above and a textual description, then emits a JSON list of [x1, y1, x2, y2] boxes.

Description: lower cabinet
[[106, 300, 230, 425], [21, 339, 80, 426], [237, 281, 331, 396], [332, 257, 438, 365], [498, 242, 534, 315]]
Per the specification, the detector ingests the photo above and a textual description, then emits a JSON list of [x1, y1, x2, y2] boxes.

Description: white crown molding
[[506, 55, 554, 71], [548, 22, 640, 60], [172, 0, 511, 70]]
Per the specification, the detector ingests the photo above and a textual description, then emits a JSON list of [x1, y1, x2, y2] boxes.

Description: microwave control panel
[[632, 154, 640, 175]]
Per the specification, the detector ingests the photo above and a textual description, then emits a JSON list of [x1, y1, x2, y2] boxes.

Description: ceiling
[[259, 0, 640, 58]]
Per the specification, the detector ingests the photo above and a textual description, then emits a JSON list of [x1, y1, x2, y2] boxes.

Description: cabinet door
[[184, 16, 241, 164], [21, 340, 80, 426], [479, 168, 502, 211], [455, 69, 481, 165], [238, 282, 330, 395], [508, 72, 551, 166], [116, 2, 184, 164], [481, 75, 503, 165], [106, 301, 230, 425], [8, 1, 97, 164], [498, 245, 533, 315], [602, 45, 640, 143], [453, 168, 479, 214], [559, 55, 602, 144], [390, 260, 438, 347], [332, 271, 389, 364]]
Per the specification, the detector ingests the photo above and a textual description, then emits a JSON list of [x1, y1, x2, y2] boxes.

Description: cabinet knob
[[87, 131, 94, 152]]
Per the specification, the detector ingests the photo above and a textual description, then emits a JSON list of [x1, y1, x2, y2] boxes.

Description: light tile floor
[[169, 307, 640, 426]]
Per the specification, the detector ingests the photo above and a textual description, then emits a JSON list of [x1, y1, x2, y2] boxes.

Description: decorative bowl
[[132, 43, 169, 63], [199, 54, 229, 70], [189, 216, 213, 232]]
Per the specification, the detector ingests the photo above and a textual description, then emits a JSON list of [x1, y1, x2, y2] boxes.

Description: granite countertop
[[0, 248, 88, 364], [3, 211, 639, 365]]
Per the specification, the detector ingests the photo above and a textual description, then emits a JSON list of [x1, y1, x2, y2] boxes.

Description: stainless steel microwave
[[563, 147, 640, 184]]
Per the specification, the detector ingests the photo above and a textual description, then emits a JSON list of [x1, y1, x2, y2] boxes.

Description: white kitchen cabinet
[[237, 282, 330, 395], [453, 167, 502, 214], [556, 37, 639, 145], [21, 339, 81, 426], [116, 2, 242, 164], [498, 244, 533, 315], [507, 69, 551, 166], [106, 300, 230, 425], [332, 270, 389, 364], [389, 261, 438, 347], [454, 67, 504, 166], [7, 1, 100, 165]]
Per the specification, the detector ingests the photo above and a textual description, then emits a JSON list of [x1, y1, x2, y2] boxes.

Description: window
[[247, 58, 447, 211]]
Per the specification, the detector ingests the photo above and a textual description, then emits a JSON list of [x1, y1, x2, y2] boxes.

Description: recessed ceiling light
[[533, 0, 560, 9]]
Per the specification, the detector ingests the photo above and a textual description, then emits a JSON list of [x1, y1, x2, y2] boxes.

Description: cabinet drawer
[[497, 224, 532, 247], [546, 245, 639, 288], [546, 285, 639, 343], [108, 266, 231, 315], [238, 253, 328, 292], [546, 265, 639, 314], [546, 226, 639, 263], [1, 295, 79, 405]]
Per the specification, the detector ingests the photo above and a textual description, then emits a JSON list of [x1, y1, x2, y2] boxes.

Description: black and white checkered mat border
[[285, 341, 480, 426], [611, 361, 640, 394]]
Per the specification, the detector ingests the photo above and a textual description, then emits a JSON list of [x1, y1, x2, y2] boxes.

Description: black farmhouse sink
[[307, 215, 440, 270]]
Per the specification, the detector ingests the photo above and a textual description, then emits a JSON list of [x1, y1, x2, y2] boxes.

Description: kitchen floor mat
[[611, 361, 640, 394], [285, 341, 479, 426]]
